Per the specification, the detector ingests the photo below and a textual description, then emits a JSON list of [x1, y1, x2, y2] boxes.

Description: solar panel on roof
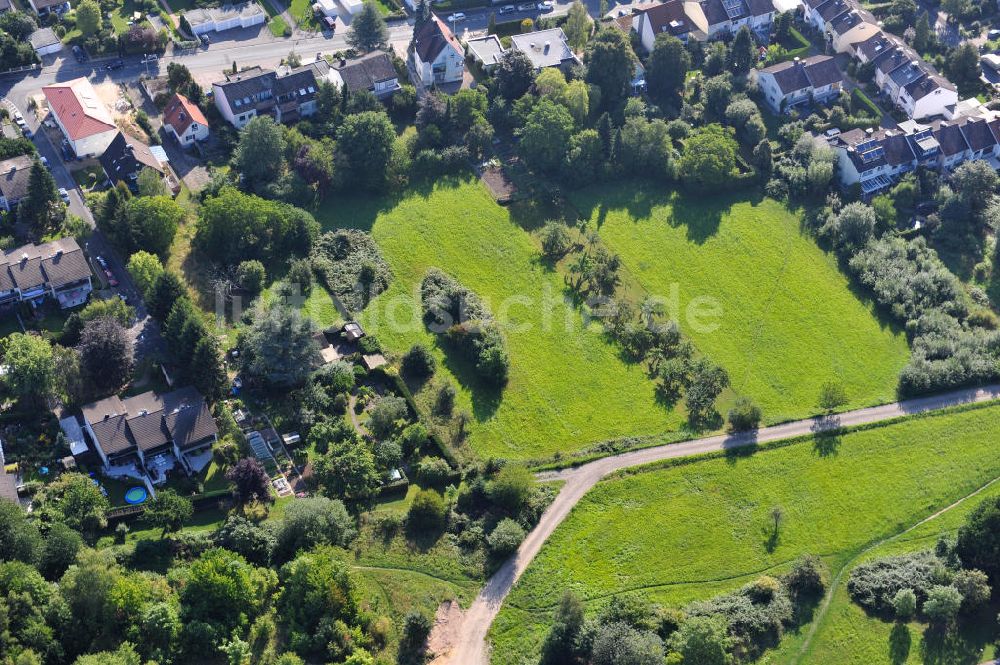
[[855, 138, 879, 153], [859, 145, 885, 164], [722, 0, 744, 18]]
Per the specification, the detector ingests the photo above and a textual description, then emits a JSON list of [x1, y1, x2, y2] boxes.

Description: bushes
[[486, 518, 525, 558], [407, 489, 447, 531], [847, 551, 940, 614], [420, 268, 510, 386], [401, 344, 435, 379], [309, 230, 392, 311]]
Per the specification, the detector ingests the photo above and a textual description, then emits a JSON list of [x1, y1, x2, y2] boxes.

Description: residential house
[[852, 31, 895, 65], [332, 51, 402, 98], [805, 0, 848, 32], [43, 78, 118, 157], [632, 0, 698, 52], [410, 15, 465, 88], [162, 93, 209, 145], [693, 0, 776, 38], [754, 54, 844, 114], [183, 2, 266, 35], [885, 58, 926, 104], [832, 128, 916, 195], [99, 132, 168, 192], [78, 387, 218, 484], [0, 238, 92, 309], [29, 27, 62, 57], [933, 121, 971, 170], [956, 116, 997, 161], [899, 74, 957, 120], [828, 10, 878, 54], [510, 28, 580, 71], [872, 46, 910, 91], [26, 0, 68, 16], [466, 35, 506, 72], [0, 155, 34, 212], [213, 64, 321, 128]]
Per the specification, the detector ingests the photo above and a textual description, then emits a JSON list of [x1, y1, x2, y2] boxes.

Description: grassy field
[[318, 178, 688, 462], [490, 403, 1000, 664], [573, 186, 910, 424]]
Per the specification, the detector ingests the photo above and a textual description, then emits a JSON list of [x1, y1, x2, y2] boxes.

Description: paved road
[[440, 383, 1000, 665]]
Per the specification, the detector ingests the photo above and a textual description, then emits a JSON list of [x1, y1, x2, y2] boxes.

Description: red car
[[104, 268, 118, 287]]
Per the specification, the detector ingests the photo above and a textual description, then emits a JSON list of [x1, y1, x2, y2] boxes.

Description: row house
[[695, 0, 776, 39], [754, 54, 845, 114], [827, 10, 878, 54], [868, 45, 957, 120], [830, 115, 1000, 194], [0, 238, 92, 310], [632, 0, 703, 52]]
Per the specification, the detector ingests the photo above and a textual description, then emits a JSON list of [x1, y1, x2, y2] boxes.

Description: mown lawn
[[490, 403, 1000, 664], [573, 186, 910, 424], [317, 178, 687, 462]]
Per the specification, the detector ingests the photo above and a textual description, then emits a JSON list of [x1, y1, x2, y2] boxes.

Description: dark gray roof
[[638, 0, 692, 36], [933, 122, 969, 156], [958, 117, 996, 152], [0, 155, 34, 205], [761, 54, 842, 94], [803, 0, 827, 9], [335, 52, 397, 94], [413, 15, 462, 63], [816, 0, 850, 22], [214, 66, 278, 115], [874, 47, 910, 75], [90, 414, 137, 456], [39, 239, 90, 287], [700, 0, 738, 25], [746, 0, 773, 17], [883, 132, 916, 166], [890, 60, 926, 88], [163, 386, 218, 449], [854, 32, 894, 61], [274, 67, 319, 107], [829, 10, 862, 36], [99, 132, 164, 186]]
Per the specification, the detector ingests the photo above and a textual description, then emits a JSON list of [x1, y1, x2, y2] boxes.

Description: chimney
[[865, 127, 874, 135], [55, 248, 63, 258], [794, 56, 801, 67], [544, 41, 550, 54], [340, 57, 346, 67]]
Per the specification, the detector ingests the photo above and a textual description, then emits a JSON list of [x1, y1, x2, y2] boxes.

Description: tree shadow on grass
[[432, 337, 503, 422], [811, 415, 844, 457], [918, 624, 984, 665], [889, 623, 912, 665]]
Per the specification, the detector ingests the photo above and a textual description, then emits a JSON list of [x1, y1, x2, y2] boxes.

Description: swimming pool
[[124, 486, 148, 505]]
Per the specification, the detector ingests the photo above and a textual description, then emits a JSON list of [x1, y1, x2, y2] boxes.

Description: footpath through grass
[[318, 178, 687, 462], [490, 402, 1000, 664], [573, 186, 910, 424]]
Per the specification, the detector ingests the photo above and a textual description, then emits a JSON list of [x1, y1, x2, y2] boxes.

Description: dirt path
[[435, 383, 1000, 665]]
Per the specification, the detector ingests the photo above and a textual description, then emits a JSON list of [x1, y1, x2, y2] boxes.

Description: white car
[[537, 0, 553, 10], [447, 12, 465, 21], [58, 188, 70, 203]]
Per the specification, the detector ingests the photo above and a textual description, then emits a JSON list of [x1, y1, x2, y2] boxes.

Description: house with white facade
[[213, 64, 321, 128], [632, 0, 701, 52], [29, 27, 62, 57], [26, 0, 68, 16], [163, 93, 209, 145], [828, 10, 878, 54], [693, 0, 775, 38], [410, 16, 465, 88], [832, 128, 916, 195], [805, 0, 849, 33], [42, 78, 118, 157], [0, 155, 34, 212], [899, 74, 958, 120], [754, 55, 844, 114], [183, 2, 266, 34], [466, 35, 506, 71], [0, 238, 92, 310], [78, 387, 218, 487]]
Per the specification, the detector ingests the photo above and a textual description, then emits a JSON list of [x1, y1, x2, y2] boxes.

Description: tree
[[892, 588, 917, 619], [75, 0, 102, 36], [956, 495, 1000, 583], [0, 499, 42, 565], [591, 622, 664, 665], [1, 332, 55, 404], [233, 116, 286, 188], [824, 201, 877, 252], [19, 159, 63, 235], [238, 300, 318, 389], [147, 270, 185, 321], [144, 489, 193, 537], [702, 74, 732, 117], [236, 259, 266, 295], [413, 0, 431, 34], [563, 1, 591, 51], [407, 488, 447, 531], [685, 357, 729, 422], [754, 139, 773, 173], [521, 99, 574, 174], [946, 42, 981, 90], [922, 585, 962, 624], [335, 110, 395, 190], [541, 221, 572, 258], [36, 472, 110, 533], [136, 166, 168, 197], [487, 517, 525, 557], [679, 124, 737, 192], [818, 380, 848, 413], [727, 396, 762, 431], [488, 464, 535, 514], [585, 28, 634, 111], [669, 615, 729, 665], [951, 569, 991, 611], [0, 11, 37, 40], [369, 395, 409, 439], [347, 1, 388, 52], [618, 116, 674, 180], [213, 516, 276, 565], [495, 49, 536, 101], [273, 497, 355, 561], [122, 195, 184, 256], [401, 344, 436, 378], [646, 34, 690, 110], [727, 25, 755, 75], [313, 439, 380, 501], [190, 335, 227, 399], [913, 11, 932, 52], [74, 644, 142, 665], [226, 458, 272, 505], [278, 546, 357, 661], [78, 317, 133, 393], [951, 159, 999, 212], [126, 250, 163, 297], [540, 591, 585, 665], [181, 548, 272, 636]]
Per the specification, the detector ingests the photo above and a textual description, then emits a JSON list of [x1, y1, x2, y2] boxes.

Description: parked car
[[105, 59, 124, 70], [200, 34, 210, 45], [537, 1, 553, 10], [447, 12, 465, 21], [499, 4, 515, 13], [58, 187, 70, 203], [141, 54, 158, 63], [517, 3, 535, 11], [95, 255, 108, 269], [989, 28, 1000, 40], [72, 45, 86, 63], [21, 127, 31, 138], [12, 112, 24, 126], [40, 156, 49, 169], [105, 270, 119, 287]]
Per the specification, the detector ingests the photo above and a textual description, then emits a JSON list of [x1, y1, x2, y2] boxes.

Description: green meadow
[[573, 186, 911, 425], [490, 403, 1000, 663]]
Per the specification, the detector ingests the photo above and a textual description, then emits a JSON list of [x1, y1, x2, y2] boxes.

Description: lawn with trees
[[573, 185, 911, 424], [490, 402, 1000, 664], [321, 178, 686, 463]]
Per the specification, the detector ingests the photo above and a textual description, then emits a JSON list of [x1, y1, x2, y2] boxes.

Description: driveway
[[436, 382, 1000, 665]]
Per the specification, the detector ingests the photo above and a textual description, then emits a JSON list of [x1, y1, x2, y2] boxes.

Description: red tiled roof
[[162, 93, 208, 136], [42, 78, 116, 141]]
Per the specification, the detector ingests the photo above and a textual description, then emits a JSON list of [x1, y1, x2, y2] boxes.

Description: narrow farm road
[[437, 383, 1000, 665]]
